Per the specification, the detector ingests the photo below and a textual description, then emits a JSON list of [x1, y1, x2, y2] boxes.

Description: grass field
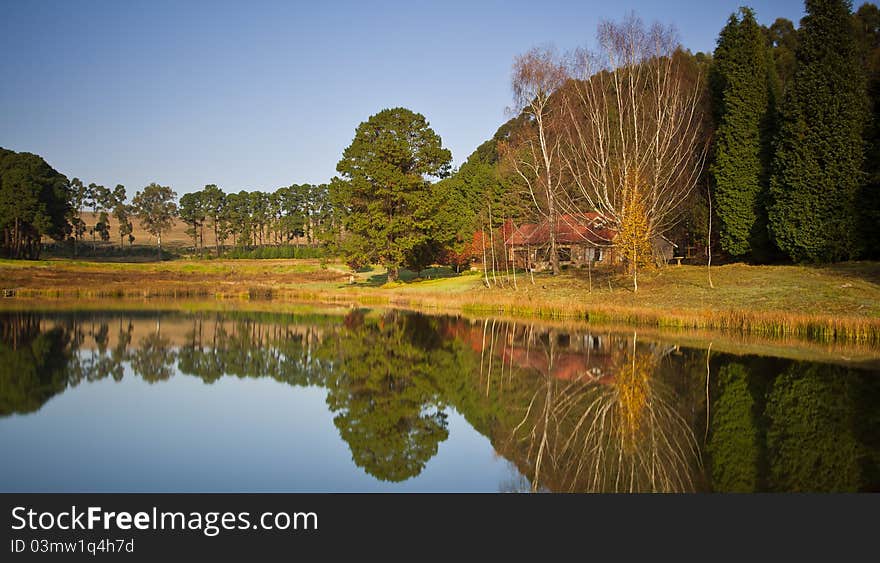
[[72, 211, 195, 249], [1, 257, 878, 343]]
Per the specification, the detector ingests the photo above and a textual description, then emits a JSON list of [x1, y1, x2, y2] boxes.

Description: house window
[[595, 249, 603, 262]]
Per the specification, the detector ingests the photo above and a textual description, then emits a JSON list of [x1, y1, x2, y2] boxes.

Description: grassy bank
[[1, 258, 878, 344], [8, 296, 879, 369]]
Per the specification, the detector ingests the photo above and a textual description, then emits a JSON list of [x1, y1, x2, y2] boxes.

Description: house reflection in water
[[445, 318, 622, 385]]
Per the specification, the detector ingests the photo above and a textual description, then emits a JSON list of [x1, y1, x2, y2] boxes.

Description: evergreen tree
[[769, 0, 869, 262], [200, 184, 227, 256], [179, 191, 206, 253], [853, 3, 880, 257], [766, 18, 799, 93], [131, 183, 177, 260], [330, 108, 452, 280], [0, 148, 71, 259], [710, 8, 779, 260]]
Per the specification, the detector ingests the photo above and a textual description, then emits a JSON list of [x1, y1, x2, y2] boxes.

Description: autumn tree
[[564, 15, 709, 291], [615, 172, 654, 291]]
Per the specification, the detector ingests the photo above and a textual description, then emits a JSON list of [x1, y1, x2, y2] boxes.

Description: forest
[[1, 1, 878, 286]]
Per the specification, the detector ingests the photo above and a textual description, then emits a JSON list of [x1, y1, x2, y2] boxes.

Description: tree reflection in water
[[0, 313, 73, 416], [502, 330, 702, 492], [320, 311, 450, 482], [1, 310, 877, 492]]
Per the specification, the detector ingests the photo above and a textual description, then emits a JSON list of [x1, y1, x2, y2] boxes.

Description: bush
[[41, 241, 181, 260]]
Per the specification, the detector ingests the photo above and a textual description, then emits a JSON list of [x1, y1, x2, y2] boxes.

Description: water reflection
[[500, 332, 702, 492], [0, 310, 877, 492]]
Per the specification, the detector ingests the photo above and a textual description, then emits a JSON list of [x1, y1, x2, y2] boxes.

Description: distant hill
[[62, 211, 199, 248]]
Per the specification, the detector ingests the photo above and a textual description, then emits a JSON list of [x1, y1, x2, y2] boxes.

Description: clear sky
[[1, 0, 806, 196]]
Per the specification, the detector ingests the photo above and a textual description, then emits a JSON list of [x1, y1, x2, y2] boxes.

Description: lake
[[1, 307, 877, 493]]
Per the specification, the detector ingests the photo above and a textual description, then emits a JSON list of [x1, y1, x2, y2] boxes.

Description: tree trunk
[[588, 254, 592, 293], [537, 111, 561, 277], [548, 217, 560, 275], [707, 184, 715, 289], [157, 232, 162, 261], [387, 266, 399, 282], [632, 238, 638, 293], [481, 227, 490, 288], [13, 217, 20, 259]]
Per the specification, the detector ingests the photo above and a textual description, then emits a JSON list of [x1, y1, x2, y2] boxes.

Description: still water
[[0, 308, 877, 493]]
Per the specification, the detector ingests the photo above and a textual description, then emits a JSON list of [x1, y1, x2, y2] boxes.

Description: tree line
[[0, 153, 337, 259], [712, 1, 879, 263], [178, 183, 335, 257], [74, 181, 337, 259], [3, 0, 877, 272], [333, 0, 877, 288]]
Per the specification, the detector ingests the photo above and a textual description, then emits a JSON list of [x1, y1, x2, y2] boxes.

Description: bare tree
[[504, 46, 568, 276], [562, 14, 709, 291]]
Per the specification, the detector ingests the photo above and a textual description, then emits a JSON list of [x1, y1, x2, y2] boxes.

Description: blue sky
[[1, 0, 806, 195]]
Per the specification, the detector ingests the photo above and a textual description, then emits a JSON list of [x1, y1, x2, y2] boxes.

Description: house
[[504, 213, 676, 271], [505, 213, 616, 270]]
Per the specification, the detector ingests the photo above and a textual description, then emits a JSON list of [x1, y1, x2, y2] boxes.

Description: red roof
[[506, 213, 617, 246], [442, 321, 617, 384]]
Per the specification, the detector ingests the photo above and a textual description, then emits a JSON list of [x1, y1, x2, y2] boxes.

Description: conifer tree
[[330, 108, 452, 281], [769, 0, 868, 262], [710, 8, 780, 260], [853, 3, 880, 257]]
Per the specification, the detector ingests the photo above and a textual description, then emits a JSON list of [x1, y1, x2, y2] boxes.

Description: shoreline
[[1, 258, 878, 345], [2, 296, 879, 369]]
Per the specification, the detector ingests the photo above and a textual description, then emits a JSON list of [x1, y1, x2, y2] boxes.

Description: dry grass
[[1, 258, 878, 344], [71, 211, 195, 248]]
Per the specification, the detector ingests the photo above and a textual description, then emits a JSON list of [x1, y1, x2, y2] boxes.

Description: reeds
[[4, 261, 879, 345], [9, 283, 879, 344]]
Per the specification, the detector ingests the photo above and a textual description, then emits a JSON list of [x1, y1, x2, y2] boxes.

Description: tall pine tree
[[769, 0, 868, 263], [853, 3, 880, 257], [710, 8, 780, 260], [330, 108, 452, 281]]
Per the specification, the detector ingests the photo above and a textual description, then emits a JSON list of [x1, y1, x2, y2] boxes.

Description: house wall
[[509, 243, 617, 271]]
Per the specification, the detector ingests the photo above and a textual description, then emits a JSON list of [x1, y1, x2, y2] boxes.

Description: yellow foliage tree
[[615, 172, 654, 292]]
